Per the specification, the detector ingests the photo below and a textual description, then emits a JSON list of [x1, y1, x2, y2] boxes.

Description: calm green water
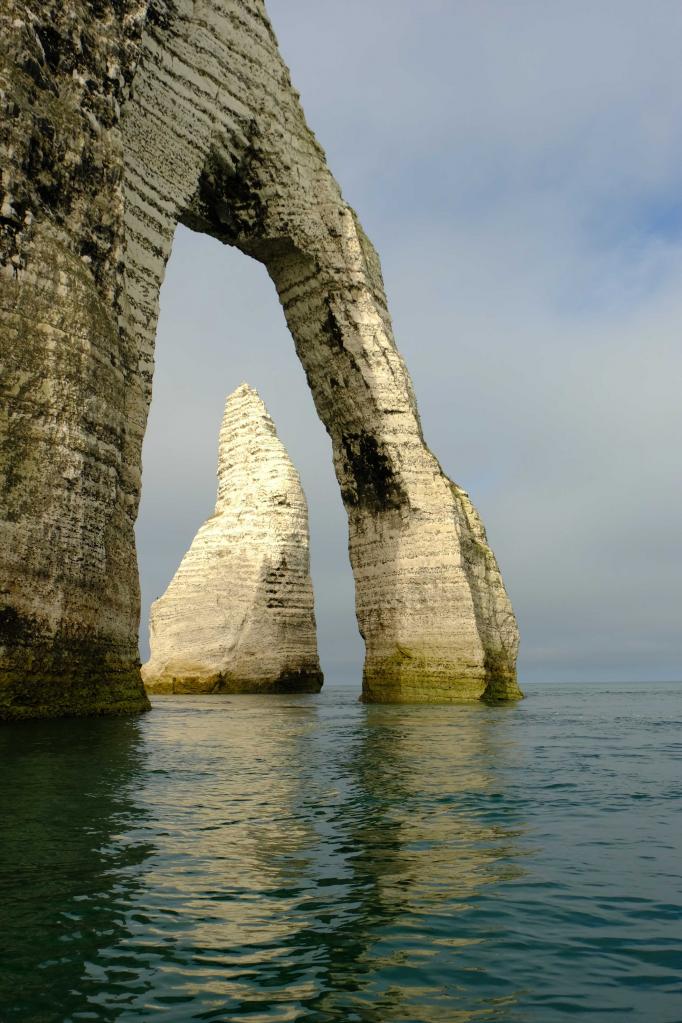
[[1, 683, 680, 1022]]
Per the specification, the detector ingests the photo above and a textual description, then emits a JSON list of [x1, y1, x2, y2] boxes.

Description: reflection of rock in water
[[1, 698, 528, 1020], [128, 696, 526, 1021], [0, 717, 151, 1022], [306, 702, 527, 1021], [127, 695, 326, 1008]]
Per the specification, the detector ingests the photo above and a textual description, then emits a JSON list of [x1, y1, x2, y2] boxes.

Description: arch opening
[[135, 225, 364, 685]]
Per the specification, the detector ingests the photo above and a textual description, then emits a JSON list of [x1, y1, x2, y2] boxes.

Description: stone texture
[[0, 0, 521, 718], [0, 0, 151, 719], [142, 384, 323, 694]]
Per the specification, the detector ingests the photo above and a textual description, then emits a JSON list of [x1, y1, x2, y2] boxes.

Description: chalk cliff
[[0, 1, 520, 717], [142, 385, 323, 694]]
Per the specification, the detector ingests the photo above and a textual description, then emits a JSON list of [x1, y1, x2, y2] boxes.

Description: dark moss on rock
[[146, 668, 323, 696], [0, 625, 150, 722], [184, 141, 267, 247], [322, 304, 345, 350], [340, 431, 406, 514]]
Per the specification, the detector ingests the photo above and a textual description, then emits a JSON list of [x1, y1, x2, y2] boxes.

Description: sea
[[1, 682, 680, 1022]]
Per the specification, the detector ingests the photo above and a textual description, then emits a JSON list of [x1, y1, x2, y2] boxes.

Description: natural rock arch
[[0, 0, 520, 719]]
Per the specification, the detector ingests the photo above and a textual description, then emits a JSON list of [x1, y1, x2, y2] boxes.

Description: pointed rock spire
[[142, 385, 323, 694]]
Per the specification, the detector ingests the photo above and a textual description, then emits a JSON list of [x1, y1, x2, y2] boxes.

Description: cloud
[[136, 2, 682, 683]]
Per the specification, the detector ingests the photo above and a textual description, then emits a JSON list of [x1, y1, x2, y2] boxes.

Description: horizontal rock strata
[[142, 384, 323, 694], [0, 0, 520, 717], [0, 0, 150, 719]]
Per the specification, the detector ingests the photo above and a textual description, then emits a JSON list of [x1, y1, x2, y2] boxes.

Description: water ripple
[[0, 682, 680, 1021]]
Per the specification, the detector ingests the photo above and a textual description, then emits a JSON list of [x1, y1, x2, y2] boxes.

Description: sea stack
[[142, 385, 323, 694]]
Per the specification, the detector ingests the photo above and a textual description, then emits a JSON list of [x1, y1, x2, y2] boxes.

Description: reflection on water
[[1, 684, 680, 1022], [307, 703, 526, 1023], [134, 696, 528, 1021], [0, 716, 151, 1022]]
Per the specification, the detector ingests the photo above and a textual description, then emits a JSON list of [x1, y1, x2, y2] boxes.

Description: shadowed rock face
[[0, 0, 521, 718], [142, 384, 323, 694]]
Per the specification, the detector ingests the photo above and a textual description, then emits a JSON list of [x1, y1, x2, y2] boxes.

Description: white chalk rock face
[[142, 385, 323, 694], [1, 0, 520, 714]]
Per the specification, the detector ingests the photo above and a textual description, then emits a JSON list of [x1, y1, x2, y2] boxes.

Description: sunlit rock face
[[142, 385, 323, 694], [0, 1, 151, 720], [0, 0, 520, 717]]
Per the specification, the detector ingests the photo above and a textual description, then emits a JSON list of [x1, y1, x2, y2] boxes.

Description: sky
[[135, 0, 682, 685]]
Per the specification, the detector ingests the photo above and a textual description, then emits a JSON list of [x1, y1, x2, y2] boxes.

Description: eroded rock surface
[[142, 385, 323, 694], [0, 0, 520, 717]]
